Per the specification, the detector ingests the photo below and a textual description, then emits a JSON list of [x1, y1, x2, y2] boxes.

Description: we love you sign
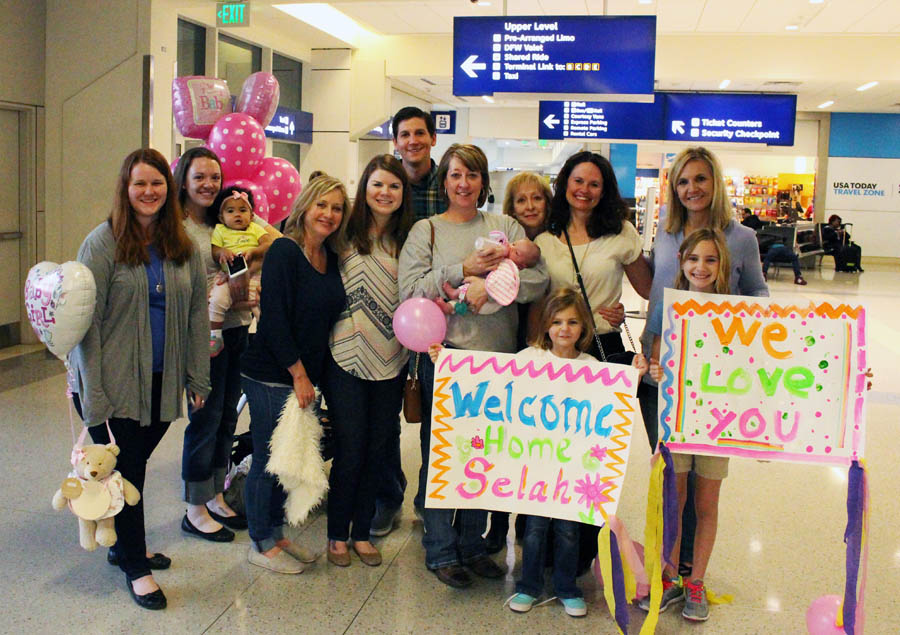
[[658, 289, 868, 465], [425, 350, 640, 525]]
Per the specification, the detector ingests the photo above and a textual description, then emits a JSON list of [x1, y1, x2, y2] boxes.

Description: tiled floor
[[2, 264, 897, 634]]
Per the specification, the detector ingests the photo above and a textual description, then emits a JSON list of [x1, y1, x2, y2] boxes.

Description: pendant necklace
[[149, 258, 164, 294]]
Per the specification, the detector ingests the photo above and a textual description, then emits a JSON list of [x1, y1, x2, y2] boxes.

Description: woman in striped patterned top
[[321, 155, 414, 567]]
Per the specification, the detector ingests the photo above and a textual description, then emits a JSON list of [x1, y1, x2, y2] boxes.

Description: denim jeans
[[74, 373, 169, 580], [415, 352, 487, 569], [240, 375, 289, 552], [373, 413, 406, 515], [516, 515, 582, 599], [321, 358, 406, 541], [182, 325, 248, 504]]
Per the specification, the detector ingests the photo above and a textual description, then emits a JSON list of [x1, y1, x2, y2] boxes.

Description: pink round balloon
[[236, 72, 280, 128], [223, 178, 271, 223], [208, 113, 267, 181], [172, 76, 231, 139], [806, 595, 845, 635], [393, 298, 447, 353], [255, 157, 302, 224], [170, 154, 180, 175]]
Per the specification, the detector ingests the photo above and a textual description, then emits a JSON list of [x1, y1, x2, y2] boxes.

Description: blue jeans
[[516, 515, 582, 599], [240, 376, 289, 552], [415, 352, 488, 569], [763, 245, 802, 278], [182, 325, 248, 503], [321, 358, 406, 541]]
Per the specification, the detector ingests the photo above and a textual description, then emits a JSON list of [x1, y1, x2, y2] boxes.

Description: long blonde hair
[[664, 147, 732, 235], [283, 175, 350, 252], [673, 228, 731, 295]]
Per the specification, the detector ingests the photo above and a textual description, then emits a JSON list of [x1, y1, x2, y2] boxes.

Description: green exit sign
[[217, 2, 250, 27]]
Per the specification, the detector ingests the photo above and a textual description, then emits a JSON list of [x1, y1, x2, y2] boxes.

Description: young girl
[[209, 186, 273, 355], [641, 228, 731, 622], [428, 287, 647, 617]]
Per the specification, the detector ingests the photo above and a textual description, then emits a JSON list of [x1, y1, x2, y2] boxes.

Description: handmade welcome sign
[[658, 289, 868, 465], [425, 350, 639, 525]]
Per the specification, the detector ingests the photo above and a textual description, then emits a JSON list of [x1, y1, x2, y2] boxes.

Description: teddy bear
[[51, 443, 140, 551]]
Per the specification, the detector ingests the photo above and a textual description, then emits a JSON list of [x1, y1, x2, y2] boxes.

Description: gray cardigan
[[69, 222, 210, 426]]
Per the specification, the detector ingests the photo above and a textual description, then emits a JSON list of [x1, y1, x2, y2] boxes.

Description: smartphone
[[226, 254, 248, 278]]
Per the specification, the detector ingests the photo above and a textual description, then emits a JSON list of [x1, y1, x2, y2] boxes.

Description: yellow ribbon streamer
[[639, 455, 666, 635], [597, 525, 624, 635]]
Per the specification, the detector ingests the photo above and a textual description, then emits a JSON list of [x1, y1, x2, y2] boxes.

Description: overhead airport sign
[[453, 16, 656, 97], [432, 111, 457, 135], [264, 106, 313, 144], [539, 93, 797, 146], [665, 93, 796, 146]]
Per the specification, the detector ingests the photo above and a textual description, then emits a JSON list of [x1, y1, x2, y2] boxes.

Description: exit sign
[[217, 2, 250, 27]]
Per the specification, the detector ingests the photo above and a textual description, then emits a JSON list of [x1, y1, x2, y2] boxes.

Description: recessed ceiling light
[[817, 100, 834, 109], [719, 79, 731, 90], [809, 0, 824, 4], [856, 81, 878, 91], [482, 95, 495, 103], [638, 0, 653, 4], [785, 24, 799, 31]]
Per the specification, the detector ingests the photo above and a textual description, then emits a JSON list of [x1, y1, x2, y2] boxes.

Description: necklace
[[148, 257, 164, 294]]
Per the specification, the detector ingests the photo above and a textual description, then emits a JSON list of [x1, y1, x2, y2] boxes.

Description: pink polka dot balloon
[[255, 157, 302, 224], [223, 178, 271, 223], [208, 113, 267, 181]]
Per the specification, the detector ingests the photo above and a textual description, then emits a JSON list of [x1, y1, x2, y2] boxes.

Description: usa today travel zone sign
[[452, 16, 656, 97], [424, 350, 639, 525]]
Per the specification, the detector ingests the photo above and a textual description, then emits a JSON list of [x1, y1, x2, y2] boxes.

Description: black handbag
[[561, 225, 636, 365], [403, 353, 422, 423]]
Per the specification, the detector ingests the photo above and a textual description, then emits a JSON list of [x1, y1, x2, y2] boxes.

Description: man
[[741, 207, 763, 230], [370, 107, 449, 538], [392, 107, 448, 221]]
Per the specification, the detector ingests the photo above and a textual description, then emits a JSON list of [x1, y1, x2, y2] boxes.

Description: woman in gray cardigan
[[69, 148, 209, 610]]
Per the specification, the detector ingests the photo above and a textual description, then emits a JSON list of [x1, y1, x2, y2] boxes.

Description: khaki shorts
[[671, 452, 729, 480]]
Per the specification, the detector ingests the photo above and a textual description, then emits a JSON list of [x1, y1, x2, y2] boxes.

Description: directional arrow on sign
[[460, 55, 487, 79], [671, 120, 685, 134], [543, 114, 561, 129]]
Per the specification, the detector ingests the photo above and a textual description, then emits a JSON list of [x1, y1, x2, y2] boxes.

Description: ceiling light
[[785, 24, 799, 31], [482, 95, 495, 103], [638, 0, 653, 4], [817, 100, 834, 108], [809, 0, 824, 4], [719, 79, 731, 90], [273, 4, 372, 45], [856, 81, 878, 91]]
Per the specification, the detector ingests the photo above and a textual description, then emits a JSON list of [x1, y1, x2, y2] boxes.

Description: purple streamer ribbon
[[609, 530, 629, 634], [659, 443, 679, 569], [843, 461, 864, 635]]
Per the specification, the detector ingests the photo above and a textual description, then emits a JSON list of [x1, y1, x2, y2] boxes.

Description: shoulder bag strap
[[561, 226, 607, 362]]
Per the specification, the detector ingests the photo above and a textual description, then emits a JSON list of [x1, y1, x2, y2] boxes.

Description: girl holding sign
[[642, 228, 731, 622]]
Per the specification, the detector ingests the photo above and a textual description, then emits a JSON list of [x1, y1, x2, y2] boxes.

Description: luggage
[[835, 242, 862, 273]]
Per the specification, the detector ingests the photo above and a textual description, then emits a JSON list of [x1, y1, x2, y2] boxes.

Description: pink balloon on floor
[[208, 113, 267, 181], [255, 157, 302, 224], [393, 298, 446, 353], [171, 76, 231, 139], [806, 594, 845, 635], [223, 179, 271, 223], [236, 72, 280, 128]]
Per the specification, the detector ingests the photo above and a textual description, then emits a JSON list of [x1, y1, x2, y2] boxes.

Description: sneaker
[[682, 578, 710, 622], [560, 597, 587, 617], [370, 506, 400, 537], [506, 593, 536, 613], [638, 577, 684, 612], [209, 330, 224, 357], [248, 547, 304, 574], [794, 276, 808, 286]]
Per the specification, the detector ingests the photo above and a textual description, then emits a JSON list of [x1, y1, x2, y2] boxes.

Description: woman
[[174, 147, 279, 540], [321, 155, 413, 567], [481, 171, 554, 554], [69, 148, 209, 610], [637, 146, 767, 596], [398, 144, 548, 588], [240, 176, 348, 574], [536, 151, 650, 361]]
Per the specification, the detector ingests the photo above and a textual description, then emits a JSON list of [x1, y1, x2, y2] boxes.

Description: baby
[[209, 187, 272, 356], [436, 230, 540, 316]]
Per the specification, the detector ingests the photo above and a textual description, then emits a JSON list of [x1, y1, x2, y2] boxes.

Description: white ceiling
[[252, 1, 900, 113]]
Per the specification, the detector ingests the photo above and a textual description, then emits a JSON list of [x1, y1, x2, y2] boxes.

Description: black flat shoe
[[108, 550, 171, 570], [181, 514, 235, 542], [125, 575, 167, 610], [207, 508, 248, 530]]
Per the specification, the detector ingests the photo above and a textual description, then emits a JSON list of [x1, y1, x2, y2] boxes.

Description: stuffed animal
[[51, 443, 140, 551]]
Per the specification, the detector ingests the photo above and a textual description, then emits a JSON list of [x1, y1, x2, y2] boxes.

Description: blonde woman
[[240, 176, 349, 574]]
